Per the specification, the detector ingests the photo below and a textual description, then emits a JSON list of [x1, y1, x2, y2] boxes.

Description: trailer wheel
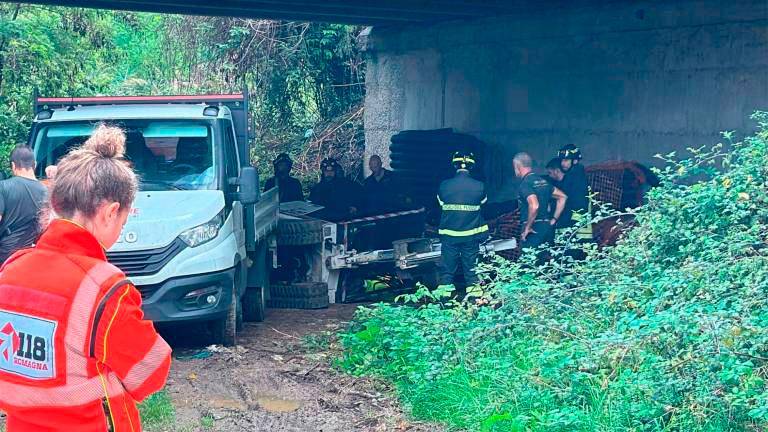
[[270, 282, 327, 298], [266, 296, 329, 310], [243, 286, 266, 322], [266, 282, 329, 309], [277, 219, 324, 246], [210, 286, 239, 346]]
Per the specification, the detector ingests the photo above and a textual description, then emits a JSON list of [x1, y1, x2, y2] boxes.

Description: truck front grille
[[136, 283, 162, 300], [107, 239, 186, 278]]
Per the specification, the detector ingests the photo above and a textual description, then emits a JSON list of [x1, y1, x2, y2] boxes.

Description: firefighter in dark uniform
[[264, 153, 304, 203], [558, 144, 592, 240], [437, 151, 488, 287], [309, 157, 362, 222]]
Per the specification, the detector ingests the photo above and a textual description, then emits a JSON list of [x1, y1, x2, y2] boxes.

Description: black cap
[[273, 153, 293, 168]]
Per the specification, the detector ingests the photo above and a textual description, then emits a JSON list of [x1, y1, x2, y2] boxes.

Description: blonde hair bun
[[83, 124, 126, 159]]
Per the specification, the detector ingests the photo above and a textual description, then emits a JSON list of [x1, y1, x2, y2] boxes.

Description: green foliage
[[302, 330, 334, 352], [139, 390, 176, 429], [0, 5, 364, 179], [339, 113, 768, 431], [200, 413, 215, 429], [0, 5, 120, 171]]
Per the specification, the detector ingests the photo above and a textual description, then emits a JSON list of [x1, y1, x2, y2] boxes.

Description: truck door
[[224, 122, 245, 251]]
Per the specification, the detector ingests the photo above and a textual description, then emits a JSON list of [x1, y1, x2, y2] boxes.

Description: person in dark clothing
[[557, 144, 590, 229], [362, 155, 400, 215], [0, 145, 48, 262], [545, 158, 565, 187], [513, 152, 567, 250], [437, 151, 488, 287], [264, 153, 304, 203], [545, 157, 573, 230], [308, 158, 362, 222]]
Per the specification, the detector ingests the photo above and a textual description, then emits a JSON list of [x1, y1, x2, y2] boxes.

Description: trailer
[[273, 205, 516, 305]]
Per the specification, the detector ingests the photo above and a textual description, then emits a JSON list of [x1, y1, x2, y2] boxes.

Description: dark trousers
[[521, 221, 554, 250], [439, 238, 482, 286]]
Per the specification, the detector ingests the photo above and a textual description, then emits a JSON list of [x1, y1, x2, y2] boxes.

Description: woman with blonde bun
[[0, 124, 171, 432]]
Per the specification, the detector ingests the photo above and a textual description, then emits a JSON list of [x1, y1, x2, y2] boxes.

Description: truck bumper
[[137, 267, 236, 323]]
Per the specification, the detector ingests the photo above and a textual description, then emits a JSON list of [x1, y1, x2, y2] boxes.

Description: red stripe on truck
[[37, 94, 244, 104]]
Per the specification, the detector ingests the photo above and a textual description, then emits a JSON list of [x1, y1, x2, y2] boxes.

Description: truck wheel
[[209, 287, 239, 347], [266, 296, 329, 310], [270, 282, 327, 298], [243, 286, 266, 322], [266, 282, 329, 309], [277, 219, 324, 246]]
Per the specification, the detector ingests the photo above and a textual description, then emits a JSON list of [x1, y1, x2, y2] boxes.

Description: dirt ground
[[0, 305, 439, 432], [158, 305, 441, 432]]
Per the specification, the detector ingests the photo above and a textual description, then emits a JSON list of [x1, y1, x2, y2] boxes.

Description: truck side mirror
[[237, 166, 260, 205]]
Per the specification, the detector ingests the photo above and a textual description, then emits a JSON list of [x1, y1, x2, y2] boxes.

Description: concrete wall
[[362, 0, 768, 200]]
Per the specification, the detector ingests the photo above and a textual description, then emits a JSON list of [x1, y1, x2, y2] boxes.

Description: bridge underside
[[4, 0, 534, 25]]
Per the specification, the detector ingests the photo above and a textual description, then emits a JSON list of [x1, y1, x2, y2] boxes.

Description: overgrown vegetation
[[0, 4, 365, 179], [340, 113, 768, 431]]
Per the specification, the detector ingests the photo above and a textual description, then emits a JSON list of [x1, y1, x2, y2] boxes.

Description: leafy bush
[[339, 112, 768, 431]]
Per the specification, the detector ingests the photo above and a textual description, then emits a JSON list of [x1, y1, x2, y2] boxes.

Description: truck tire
[[243, 286, 266, 322], [266, 295, 329, 310], [270, 282, 327, 298], [277, 219, 324, 246], [209, 286, 239, 346]]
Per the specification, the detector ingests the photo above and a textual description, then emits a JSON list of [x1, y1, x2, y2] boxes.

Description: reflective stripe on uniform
[[0, 370, 125, 407], [576, 225, 593, 240], [67, 262, 123, 373], [439, 225, 489, 237], [0, 262, 126, 407], [441, 204, 481, 211], [121, 336, 171, 392], [452, 156, 475, 164], [572, 198, 593, 240]]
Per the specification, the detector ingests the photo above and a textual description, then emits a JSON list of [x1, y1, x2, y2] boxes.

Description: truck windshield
[[33, 121, 216, 191]]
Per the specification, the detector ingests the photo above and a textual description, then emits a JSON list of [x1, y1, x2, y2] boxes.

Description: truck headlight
[[179, 211, 225, 247]]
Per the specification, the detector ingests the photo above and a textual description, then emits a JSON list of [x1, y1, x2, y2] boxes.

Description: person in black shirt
[[545, 158, 565, 187], [264, 153, 304, 203], [557, 144, 589, 229], [308, 158, 362, 222], [513, 152, 567, 249], [545, 157, 571, 230], [362, 155, 399, 215], [0, 145, 48, 263]]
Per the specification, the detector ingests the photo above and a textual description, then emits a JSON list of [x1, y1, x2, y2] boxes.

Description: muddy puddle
[[256, 395, 301, 412]]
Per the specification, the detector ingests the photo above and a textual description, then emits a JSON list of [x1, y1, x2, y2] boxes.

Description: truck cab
[[29, 94, 278, 346]]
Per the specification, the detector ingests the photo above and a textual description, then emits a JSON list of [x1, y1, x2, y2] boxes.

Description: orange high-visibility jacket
[[0, 219, 172, 432]]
